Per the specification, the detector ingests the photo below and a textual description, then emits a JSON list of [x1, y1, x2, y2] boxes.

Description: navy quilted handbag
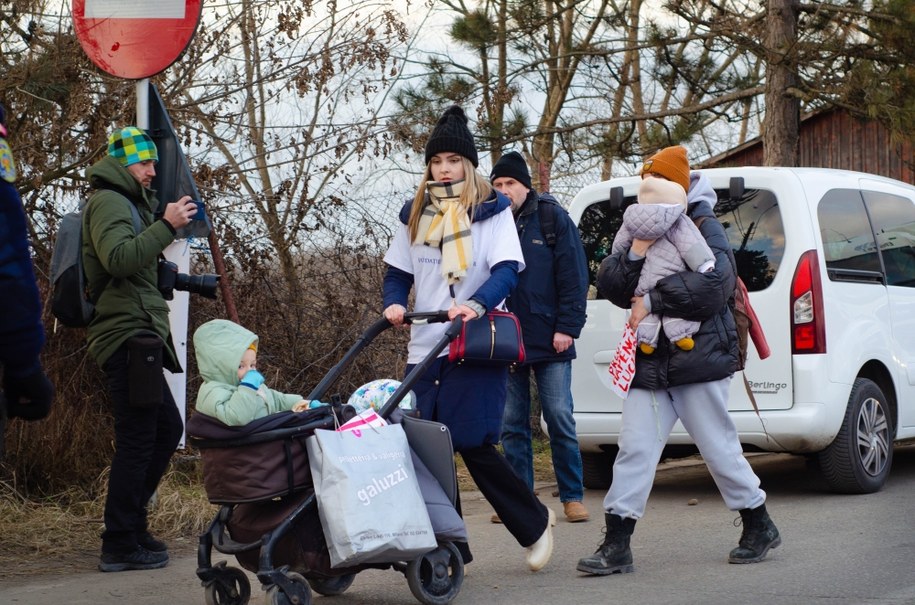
[[448, 310, 526, 366]]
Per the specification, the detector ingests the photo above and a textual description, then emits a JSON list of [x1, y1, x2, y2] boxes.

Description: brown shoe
[[491, 513, 503, 524], [563, 501, 590, 523]]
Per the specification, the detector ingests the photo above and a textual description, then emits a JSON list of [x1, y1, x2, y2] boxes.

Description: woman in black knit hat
[[382, 105, 554, 572]]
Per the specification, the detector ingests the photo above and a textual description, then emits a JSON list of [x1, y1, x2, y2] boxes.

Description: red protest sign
[[609, 324, 637, 399]]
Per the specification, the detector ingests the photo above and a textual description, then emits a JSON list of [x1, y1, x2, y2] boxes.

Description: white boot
[[525, 508, 555, 571]]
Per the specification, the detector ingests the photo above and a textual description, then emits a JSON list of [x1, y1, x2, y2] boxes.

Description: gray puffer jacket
[[612, 203, 714, 294], [612, 202, 715, 344]]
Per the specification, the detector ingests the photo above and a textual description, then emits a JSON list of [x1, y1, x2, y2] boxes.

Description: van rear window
[[713, 188, 783, 292], [578, 196, 629, 293], [818, 189, 882, 277]]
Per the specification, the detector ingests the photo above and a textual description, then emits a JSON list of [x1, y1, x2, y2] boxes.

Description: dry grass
[[0, 460, 215, 578]]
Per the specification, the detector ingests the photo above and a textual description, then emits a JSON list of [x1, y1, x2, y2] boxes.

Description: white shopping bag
[[608, 323, 637, 399], [306, 424, 436, 567]]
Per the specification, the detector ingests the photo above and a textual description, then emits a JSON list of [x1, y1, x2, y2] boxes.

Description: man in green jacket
[[83, 126, 196, 572]]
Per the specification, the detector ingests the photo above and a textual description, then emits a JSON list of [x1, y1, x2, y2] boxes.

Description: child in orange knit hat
[[639, 145, 691, 192], [612, 146, 715, 353]]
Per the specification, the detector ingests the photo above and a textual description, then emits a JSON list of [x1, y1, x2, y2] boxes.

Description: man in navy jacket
[[0, 102, 54, 456], [491, 151, 590, 523]]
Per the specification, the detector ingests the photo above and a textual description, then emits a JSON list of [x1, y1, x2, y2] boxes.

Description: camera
[[157, 259, 220, 300]]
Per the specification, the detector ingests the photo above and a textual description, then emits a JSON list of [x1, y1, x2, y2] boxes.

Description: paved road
[[3, 445, 915, 605]]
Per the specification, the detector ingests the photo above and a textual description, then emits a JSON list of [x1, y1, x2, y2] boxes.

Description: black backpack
[[50, 193, 142, 328], [538, 194, 560, 247]]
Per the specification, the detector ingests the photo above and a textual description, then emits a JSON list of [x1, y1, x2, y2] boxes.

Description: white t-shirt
[[384, 206, 525, 364]]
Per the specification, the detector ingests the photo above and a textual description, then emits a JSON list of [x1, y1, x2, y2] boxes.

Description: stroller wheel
[[307, 573, 355, 596], [265, 571, 312, 605], [406, 542, 463, 605], [203, 565, 251, 605]]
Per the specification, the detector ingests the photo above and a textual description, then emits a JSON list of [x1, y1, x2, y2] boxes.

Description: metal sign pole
[[135, 79, 150, 128], [136, 77, 190, 446]]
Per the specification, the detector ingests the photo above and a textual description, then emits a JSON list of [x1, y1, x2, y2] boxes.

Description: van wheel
[[817, 378, 893, 494], [581, 449, 616, 490]]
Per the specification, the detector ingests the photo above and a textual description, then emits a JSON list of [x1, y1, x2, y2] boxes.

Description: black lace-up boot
[[138, 531, 168, 553], [576, 513, 636, 575], [728, 503, 781, 563]]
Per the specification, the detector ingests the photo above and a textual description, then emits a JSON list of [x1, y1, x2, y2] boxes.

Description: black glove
[[3, 369, 54, 421]]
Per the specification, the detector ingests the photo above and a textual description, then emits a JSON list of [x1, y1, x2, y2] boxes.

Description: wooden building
[[700, 108, 915, 185]]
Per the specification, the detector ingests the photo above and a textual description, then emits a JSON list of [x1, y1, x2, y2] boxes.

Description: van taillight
[[790, 250, 826, 354]]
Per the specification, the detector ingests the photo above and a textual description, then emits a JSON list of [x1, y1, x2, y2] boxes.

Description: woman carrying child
[[382, 105, 554, 572], [577, 146, 780, 576]]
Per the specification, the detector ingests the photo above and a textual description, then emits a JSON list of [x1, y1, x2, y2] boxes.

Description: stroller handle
[[305, 311, 463, 413], [403, 310, 451, 325]]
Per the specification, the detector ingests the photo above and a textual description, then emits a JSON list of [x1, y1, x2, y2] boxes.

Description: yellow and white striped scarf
[[415, 179, 473, 285]]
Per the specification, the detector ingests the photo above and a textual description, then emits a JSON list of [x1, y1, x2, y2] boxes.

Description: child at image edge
[[193, 319, 310, 426]]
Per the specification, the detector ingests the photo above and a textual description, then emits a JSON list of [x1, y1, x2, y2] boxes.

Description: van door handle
[[593, 351, 617, 364], [827, 268, 885, 284]]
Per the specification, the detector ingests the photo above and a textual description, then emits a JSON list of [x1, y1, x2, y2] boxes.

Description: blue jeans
[[502, 360, 584, 502]]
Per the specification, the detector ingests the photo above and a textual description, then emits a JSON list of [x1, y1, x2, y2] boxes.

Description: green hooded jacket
[[193, 319, 303, 426], [82, 155, 179, 370]]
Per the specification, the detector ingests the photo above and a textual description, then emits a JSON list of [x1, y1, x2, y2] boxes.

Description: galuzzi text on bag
[[357, 464, 410, 506]]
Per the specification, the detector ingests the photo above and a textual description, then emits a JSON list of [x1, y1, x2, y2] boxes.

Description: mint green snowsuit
[[193, 319, 303, 426]]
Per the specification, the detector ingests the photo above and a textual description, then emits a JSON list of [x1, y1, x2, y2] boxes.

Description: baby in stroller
[[192, 319, 416, 425], [193, 319, 316, 425], [189, 317, 466, 605]]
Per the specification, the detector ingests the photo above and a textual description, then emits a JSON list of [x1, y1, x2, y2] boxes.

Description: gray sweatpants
[[603, 377, 766, 519]]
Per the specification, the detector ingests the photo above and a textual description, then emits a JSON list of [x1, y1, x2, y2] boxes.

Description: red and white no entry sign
[[72, 0, 203, 80]]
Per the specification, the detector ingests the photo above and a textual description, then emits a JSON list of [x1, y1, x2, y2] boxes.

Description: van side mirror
[[729, 177, 745, 200]]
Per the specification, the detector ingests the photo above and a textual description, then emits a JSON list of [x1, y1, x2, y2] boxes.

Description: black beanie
[[490, 151, 532, 189], [424, 105, 479, 167]]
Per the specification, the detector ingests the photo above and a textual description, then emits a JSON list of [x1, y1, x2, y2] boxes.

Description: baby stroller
[[187, 312, 466, 605]]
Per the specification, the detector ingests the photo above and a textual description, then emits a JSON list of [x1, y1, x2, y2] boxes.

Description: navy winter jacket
[[506, 190, 588, 363], [384, 188, 520, 450], [596, 182, 738, 388], [0, 179, 45, 377]]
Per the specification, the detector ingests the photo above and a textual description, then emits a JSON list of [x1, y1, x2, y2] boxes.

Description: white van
[[567, 167, 915, 494]]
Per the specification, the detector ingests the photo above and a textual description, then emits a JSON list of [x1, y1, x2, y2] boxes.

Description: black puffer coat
[[596, 189, 738, 389]]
